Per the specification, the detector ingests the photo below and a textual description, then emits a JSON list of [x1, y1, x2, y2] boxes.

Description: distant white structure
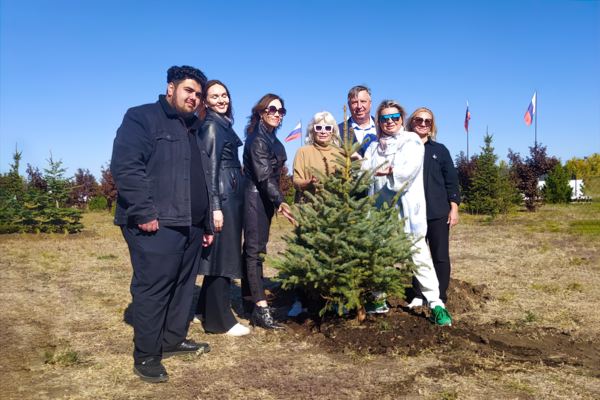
[[537, 178, 591, 201]]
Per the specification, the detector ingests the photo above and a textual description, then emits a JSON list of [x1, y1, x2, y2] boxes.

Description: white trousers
[[412, 236, 444, 308]]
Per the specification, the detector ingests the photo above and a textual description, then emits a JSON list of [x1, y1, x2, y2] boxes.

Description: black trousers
[[196, 276, 237, 333], [122, 224, 204, 363], [412, 217, 451, 304], [241, 191, 274, 304]]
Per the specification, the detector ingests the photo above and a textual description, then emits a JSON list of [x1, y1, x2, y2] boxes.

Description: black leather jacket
[[243, 121, 287, 208], [199, 110, 243, 211]]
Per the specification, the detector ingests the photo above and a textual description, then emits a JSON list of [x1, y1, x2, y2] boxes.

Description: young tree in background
[[543, 163, 572, 204], [26, 164, 48, 192], [455, 151, 477, 206], [508, 144, 559, 211], [69, 168, 100, 208], [279, 165, 295, 206], [100, 163, 117, 211], [0, 149, 26, 233], [467, 135, 515, 217]]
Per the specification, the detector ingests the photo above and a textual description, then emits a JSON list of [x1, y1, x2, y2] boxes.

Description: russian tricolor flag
[[284, 122, 302, 142], [464, 101, 471, 133], [524, 92, 536, 126]]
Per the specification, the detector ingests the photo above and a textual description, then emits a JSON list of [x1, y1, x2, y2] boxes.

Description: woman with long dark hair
[[242, 93, 295, 329], [194, 80, 250, 336]]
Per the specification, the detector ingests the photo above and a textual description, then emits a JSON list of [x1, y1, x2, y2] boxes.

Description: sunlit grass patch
[[530, 283, 560, 294], [504, 378, 536, 395], [566, 282, 584, 292], [437, 390, 459, 400], [521, 310, 538, 324], [497, 291, 515, 303], [44, 346, 81, 366], [568, 219, 600, 236]]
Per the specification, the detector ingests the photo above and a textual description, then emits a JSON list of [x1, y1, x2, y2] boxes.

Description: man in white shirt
[[338, 85, 377, 158]]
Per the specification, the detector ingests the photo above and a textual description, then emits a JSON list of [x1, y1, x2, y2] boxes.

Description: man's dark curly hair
[[166, 65, 207, 88]]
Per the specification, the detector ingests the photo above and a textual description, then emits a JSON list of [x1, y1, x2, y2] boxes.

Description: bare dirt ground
[[1, 203, 599, 399]]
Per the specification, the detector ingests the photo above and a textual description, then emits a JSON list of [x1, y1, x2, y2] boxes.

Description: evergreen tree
[[543, 163, 572, 203], [273, 119, 416, 321], [467, 134, 516, 217], [0, 149, 27, 233], [44, 154, 71, 208]]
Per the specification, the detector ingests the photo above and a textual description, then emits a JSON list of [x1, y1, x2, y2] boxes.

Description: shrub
[[88, 196, 108, 211]]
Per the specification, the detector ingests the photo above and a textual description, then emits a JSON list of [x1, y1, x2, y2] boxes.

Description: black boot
[[251, 306, 284, 330]]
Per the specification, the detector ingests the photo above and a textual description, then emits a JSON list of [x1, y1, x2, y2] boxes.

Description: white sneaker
[[407, 297, 424, 309], [226, 323, 251, 337], [192, 314, 202, 324]]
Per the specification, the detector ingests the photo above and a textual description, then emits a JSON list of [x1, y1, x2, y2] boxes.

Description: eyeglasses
[[265, 106, 287, 117], [314, 124, 333, 133], [412, 117, 432, 127], [379, 113, 401, 123]]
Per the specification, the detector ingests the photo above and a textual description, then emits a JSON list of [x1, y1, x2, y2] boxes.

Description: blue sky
[[1, 0, 599, 179]]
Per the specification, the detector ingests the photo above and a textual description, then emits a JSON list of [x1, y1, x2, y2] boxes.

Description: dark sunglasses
[[265, 106, 287, 117], [412, 117, 432, 127], [379, 113, 401, 123], [314, 124, 333, 133]]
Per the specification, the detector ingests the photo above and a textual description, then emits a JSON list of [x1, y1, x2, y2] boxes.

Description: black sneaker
[[163, 339, 211, 358], [134, 358, 168, 383], [251, 306, 284, 330]]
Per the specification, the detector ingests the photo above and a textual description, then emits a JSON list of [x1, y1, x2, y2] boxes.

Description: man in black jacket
[[111, 65, 214, 383]]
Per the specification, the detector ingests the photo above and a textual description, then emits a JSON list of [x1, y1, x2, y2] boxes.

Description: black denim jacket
[[111, 95, 212, 230]]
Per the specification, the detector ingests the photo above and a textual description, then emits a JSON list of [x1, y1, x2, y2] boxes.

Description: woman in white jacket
[[362, 100, 452, 326]]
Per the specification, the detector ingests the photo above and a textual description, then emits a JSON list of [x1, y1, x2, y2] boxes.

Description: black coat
[[423, 140, 461, 220], [197, 110, 244, 279], [111, 95, 211, 230]]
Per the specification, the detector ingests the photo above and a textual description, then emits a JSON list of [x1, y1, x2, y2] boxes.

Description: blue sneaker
[[287, 300, 306, 317]]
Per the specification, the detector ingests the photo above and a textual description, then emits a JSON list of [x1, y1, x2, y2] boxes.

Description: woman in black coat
[[406, 107, 460, 308], [242, 93, 295, 329], [194, 80, 249, 336]]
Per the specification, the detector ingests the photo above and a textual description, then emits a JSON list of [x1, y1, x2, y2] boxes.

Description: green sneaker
[[430, 306, 452, 326], [366, 291, 389, 314]]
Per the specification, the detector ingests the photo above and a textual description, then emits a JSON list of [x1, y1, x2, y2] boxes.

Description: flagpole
[[534, 90, 538, 147], [466, 100, 470, 159]]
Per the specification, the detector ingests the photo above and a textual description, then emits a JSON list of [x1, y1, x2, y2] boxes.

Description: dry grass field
[[1, 201, 599, 399]]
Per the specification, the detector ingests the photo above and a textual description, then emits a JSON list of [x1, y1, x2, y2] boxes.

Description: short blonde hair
[[375, 100, 406, 138], [306, 111, 340, 146], [407, 107, 438, 140]]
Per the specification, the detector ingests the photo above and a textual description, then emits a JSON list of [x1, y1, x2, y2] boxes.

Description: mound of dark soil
[[273, 279, 599, 374]]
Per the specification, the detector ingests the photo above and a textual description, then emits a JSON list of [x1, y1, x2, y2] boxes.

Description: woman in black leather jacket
[[194, 80, 250, 336], [242, 93, 295, 329]]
